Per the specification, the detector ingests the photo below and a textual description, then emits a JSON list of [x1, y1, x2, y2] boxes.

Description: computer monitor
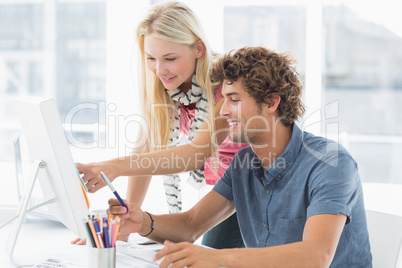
[[6, 96, 90, 261]]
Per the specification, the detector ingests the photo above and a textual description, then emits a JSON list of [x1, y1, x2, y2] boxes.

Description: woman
[[77, 1, 246, 249]]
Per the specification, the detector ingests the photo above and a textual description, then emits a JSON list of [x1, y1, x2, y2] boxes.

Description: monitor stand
[[5, 159, 55, 266]]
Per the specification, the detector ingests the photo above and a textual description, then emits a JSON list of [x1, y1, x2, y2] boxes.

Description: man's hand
[[107, 198, 146, 235], [155, 240, 228, 268]]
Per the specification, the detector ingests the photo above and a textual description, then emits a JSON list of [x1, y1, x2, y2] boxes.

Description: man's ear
[[267, 94, 281, 112], [194, 39, 206, 59]]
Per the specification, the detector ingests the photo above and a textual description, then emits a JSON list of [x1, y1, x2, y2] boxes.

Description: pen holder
[[89, 247, 116, 268]]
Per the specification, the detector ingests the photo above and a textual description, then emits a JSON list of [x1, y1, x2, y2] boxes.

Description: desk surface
[[0, 216, 160, 267]]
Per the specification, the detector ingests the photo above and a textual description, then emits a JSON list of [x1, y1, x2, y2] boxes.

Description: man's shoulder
[[300, 131, 356, 167], [233, 145, 254, 158], [226, 146, 255, 172]]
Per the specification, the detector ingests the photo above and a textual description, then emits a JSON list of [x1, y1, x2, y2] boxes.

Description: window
[[0, 0, 107, 207], [0, 1, 106, 163], [221, 0, 402, 215], [322, 3, 402, 184], [321, 1, 402, 214]]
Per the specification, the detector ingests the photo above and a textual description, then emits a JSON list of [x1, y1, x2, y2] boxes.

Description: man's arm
[[227, 213, 346, 267], [108, 190, 235, 244], [155, 213, 346, 268]]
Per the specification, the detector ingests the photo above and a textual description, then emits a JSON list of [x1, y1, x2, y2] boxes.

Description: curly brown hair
[[212, 47, 305, 126]]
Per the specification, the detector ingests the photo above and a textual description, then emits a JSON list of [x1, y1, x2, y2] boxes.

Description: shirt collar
[[251, 123, 303, 181]]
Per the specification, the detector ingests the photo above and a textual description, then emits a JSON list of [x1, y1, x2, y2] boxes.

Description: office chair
[[366, 210, 402, 267]]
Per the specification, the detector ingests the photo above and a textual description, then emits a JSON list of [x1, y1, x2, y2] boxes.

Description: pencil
[[88, 217, 101, 248], [110, 218, 116, 247], [108, 214, 112, 226], [103, 219, 110, 248], [108, 214, 113, 247], [83, 219, 96, 247], [114, 216, 120, 246]]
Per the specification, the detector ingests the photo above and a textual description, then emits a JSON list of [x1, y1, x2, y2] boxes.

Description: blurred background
[[0, 0, 401, 217]]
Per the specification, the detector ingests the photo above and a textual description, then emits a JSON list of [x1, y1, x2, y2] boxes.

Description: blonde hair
[[137, 1, 218, 152]]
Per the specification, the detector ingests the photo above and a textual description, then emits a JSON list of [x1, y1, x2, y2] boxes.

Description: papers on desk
[[31, 258, 85, 268]]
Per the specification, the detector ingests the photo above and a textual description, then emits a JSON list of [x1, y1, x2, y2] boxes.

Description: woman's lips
[[161, 76, 176, 83]]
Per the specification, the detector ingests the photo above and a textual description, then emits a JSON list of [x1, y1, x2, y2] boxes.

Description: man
[[108, 47, 372, 267]]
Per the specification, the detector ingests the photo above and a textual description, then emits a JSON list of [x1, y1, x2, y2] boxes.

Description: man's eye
[[231, 99, 239, 103]]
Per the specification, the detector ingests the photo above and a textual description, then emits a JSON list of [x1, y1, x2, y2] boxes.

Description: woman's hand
[[76, 161, 118, 193], [70, 238, 86, 245]]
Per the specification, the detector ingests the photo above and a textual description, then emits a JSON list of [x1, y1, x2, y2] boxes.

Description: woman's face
[[144, 34, 205, 91]]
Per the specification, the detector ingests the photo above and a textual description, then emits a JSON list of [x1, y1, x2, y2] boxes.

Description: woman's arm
[[129, 97, 228, 174], [126, 128, 152, 207], [77, 98, 229, 193], [127, 176, 152, 207]]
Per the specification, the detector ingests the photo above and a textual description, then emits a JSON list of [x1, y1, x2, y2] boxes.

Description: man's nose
[[220, 99, 230, 117]]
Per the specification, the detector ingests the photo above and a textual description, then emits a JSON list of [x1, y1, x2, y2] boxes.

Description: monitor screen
[[14, 96, 89, 239]]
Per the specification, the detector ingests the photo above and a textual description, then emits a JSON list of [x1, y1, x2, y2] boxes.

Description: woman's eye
[[147, 57, 155, 61], [166, 58, 176, 62]]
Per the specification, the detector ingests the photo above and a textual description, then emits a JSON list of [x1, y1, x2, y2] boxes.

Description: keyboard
[[116, 241, 163, 267]]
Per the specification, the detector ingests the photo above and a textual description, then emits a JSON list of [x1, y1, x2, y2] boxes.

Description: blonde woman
[[76, 1, 247, 249]]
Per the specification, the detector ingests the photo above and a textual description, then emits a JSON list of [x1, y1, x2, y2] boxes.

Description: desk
[[0, 216, 159, 267]]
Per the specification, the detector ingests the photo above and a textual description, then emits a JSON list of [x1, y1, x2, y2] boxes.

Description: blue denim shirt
[[213, 124, 372, 267]]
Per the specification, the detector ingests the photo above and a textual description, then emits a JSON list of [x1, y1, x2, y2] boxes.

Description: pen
[[93, 219, 105, 248], [100, 171, 129, 212]]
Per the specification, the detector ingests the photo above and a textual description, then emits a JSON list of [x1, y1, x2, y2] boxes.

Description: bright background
[[1, 0, 401, 221]]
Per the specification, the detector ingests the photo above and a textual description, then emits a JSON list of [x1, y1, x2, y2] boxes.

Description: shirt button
[[276, 175, 281, 179], [263, 223, 268, 228], [265, 189, 270, 194]]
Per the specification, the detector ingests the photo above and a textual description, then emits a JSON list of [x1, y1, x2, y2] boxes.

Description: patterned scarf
[[163, 75, 210, 213]]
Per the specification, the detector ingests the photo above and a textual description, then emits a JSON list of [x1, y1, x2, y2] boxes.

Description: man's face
[[220, 80, 270, 145]]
